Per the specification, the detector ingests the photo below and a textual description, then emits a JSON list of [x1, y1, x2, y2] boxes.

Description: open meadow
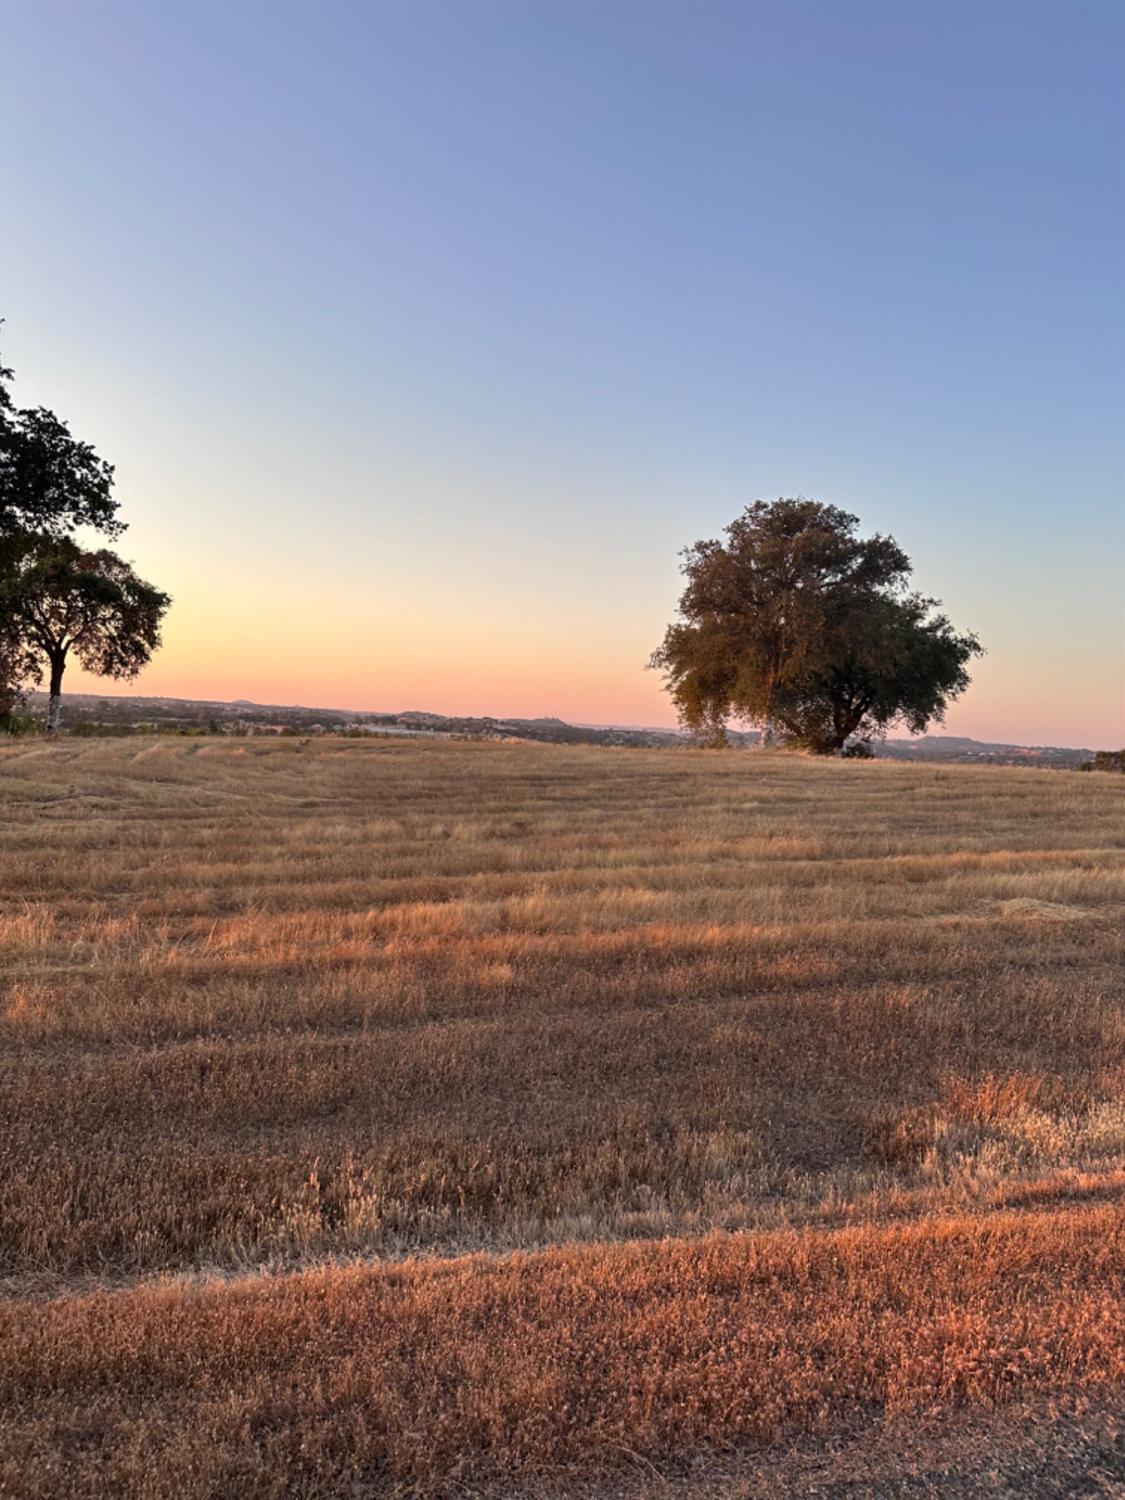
[[1, 736, 1123, 1496]]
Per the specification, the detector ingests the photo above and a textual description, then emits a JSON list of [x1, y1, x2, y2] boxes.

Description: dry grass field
[[1, 736, 1123, 1496]]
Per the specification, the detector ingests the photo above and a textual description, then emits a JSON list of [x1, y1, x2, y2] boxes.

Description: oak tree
[[0, 360, 165, 729], [651, 499, 980, 753], [2, 539, 170, 733]]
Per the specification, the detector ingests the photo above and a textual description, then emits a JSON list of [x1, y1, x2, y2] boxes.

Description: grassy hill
[[1, 738, 1122, 1496]]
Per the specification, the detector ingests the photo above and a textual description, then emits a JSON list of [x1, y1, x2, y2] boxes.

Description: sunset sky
[[3, 0, 1122, 746]]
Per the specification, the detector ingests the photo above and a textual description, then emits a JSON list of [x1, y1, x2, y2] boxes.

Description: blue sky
[[2, 0, 1122, 744]]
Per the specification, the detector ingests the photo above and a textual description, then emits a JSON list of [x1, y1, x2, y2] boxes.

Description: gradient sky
[[2, 0, 1122, 745]]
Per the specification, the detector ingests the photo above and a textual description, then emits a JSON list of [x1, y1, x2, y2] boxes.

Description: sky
[[2, 0, 1122, 747]]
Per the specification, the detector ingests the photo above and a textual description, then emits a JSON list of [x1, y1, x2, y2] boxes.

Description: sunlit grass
[[1, 737, 1122, 1494]]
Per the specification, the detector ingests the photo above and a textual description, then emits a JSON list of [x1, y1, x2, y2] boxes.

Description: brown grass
[[4, 1203, 1122, 1498], [1, 737, 1122, 1493]]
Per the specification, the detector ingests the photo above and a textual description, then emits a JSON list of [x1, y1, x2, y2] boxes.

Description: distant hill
[[24, 692, 687, 749], [22, 691, 1100, 766], [871, 734, 1098, 769]]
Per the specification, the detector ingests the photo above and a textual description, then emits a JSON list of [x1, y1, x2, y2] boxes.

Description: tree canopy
[[0, 364, 122, 544], [651, 499, 981, 753]]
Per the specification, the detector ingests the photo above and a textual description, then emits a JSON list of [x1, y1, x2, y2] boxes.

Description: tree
[[761, 589, 980, 753], [1, 538, 170, 734], [0, 364, 122, 543], [1079, 750, 1125, 774], [651, 499, 980, 753], [0, 360, 129, 721]]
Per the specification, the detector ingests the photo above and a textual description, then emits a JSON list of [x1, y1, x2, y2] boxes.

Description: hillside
[[24, 689, 1101, 765], [1, 739, 1122, 1496]]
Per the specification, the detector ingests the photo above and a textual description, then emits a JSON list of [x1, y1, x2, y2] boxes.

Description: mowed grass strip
[[4, 973, 1124, 1283], [1, 738, 1123, 1284], [3, 1204, 1122, 1499]]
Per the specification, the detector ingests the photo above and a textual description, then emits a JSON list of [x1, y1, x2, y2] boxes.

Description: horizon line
[[26, 687, 1108, 754]]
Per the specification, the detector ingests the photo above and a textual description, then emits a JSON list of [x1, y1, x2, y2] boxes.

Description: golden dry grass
[[1, 737, 1123, 1494], [4, 1204, 1122, 1498]]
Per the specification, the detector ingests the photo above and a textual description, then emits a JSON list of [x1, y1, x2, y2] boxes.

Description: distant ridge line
[[21, 691, 1102, 765]]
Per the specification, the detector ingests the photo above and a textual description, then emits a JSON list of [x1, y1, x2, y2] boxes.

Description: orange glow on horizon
[[49, 573, 1124, 749]]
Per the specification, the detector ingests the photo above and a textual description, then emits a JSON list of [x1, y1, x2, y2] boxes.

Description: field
[[1, 737, 1123, 1497]]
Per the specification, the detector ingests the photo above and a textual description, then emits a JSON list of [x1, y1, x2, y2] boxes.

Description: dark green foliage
[[1, 537, 170, 732], [652, 499, 981, 753], [0, 364, 121, 543], [69, 720, 136, 737], [1079, 750, 1125, 774], [0, 607, 40, 729]]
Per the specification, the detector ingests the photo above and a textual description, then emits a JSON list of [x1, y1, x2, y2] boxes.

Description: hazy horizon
[[4, 0, 1123, 747], [31, 682, 1113, 750]]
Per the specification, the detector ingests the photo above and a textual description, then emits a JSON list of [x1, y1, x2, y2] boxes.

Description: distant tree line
[[0, 358, 169, 733], [652, 499, 981, 753], [1079, 750, 1125, 774]]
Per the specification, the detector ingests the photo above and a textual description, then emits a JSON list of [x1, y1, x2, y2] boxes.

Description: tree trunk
[[46, 656, 65, 736], [760, 667, 777, 749], [830, 698, 869, 754]]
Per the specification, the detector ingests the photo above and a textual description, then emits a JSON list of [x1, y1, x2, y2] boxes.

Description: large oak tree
[[0, 361, 166, 729], [1, 538, 170, 734], [651, 499, 980, 752]]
